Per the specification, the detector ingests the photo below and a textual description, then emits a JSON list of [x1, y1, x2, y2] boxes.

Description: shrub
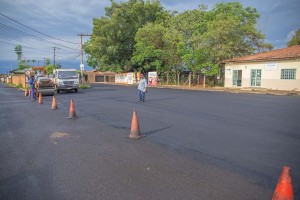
[[79, 84, 91, 89]]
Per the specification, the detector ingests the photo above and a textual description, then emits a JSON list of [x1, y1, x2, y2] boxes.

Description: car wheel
[[56, 89, 60, 94], [74, 89, 78, 93]]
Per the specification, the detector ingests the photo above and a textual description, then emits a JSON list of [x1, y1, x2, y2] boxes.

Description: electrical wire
[[0, 12, 80, 45], [0, 3, 90, 63], [0, 22, 80, 52], [21, 0, 86, 30]]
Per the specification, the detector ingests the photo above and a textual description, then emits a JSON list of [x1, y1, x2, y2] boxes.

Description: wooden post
[[203, 74, 206, 88], [188, 73, 191, 87], [167, 73, 169, 85]]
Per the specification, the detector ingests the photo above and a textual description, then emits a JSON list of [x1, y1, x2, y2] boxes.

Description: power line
[[0, 12, 80, 45], [0, 23, 80, 52], [56, 54, 81, 61], [0, 38, 47, 51], [21, 0, 85, 30]]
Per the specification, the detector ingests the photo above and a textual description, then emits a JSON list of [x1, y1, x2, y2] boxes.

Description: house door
[[233, 70, 242, 86], [251, 69, 261, 87]]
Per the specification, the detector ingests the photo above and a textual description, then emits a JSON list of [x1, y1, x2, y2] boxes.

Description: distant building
[[31, 66, 46, 76], [222, 45, 300, 91]]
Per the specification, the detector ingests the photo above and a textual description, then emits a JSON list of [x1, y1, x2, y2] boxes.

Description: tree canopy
[[85, 1, 271, 75], [84, 0, 167, 72], [288, 29, 300, 46]]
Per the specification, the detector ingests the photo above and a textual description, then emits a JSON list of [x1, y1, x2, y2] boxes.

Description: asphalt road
[[0, 83, 299, 200]]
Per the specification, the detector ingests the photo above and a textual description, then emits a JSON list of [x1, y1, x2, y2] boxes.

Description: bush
[[16, 84, 23, 89], [79, 84, 91, 89]]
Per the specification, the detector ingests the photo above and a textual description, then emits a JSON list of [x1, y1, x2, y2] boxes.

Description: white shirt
[[138, 78, 147, 91]]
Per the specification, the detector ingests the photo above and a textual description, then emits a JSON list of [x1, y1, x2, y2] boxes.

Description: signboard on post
[[25, 70, 30, 83], [80, 64, 84, 84], [127, 73, 134, 84], [148, 71, 158, 86], [80, 64, 84, 70]]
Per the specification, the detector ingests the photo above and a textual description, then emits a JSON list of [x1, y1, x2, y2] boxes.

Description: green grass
[[79, 84, 91, 89], [6, 83, 26, 90]]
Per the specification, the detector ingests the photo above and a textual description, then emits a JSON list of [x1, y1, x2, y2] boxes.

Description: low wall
[[85, 72, 115, 83], [11, 74, 26, 88]]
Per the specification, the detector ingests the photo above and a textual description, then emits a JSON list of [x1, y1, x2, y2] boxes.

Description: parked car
[[35, 77, 55, 96]]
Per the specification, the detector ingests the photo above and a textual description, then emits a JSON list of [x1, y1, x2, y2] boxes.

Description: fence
[[158, 73, 223, 87]]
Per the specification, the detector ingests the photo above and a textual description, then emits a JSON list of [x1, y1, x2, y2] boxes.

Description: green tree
[[14, 45, 23, 61], [131, 22, 166, 73], [257, 42, 274, 52], [132, 21, 184, 74], [288, 29, 300, 46], [85, 1, 274, 78], [18, 61, 30, 70], [198, 3, 265, 61], [84, 0, 168, 72], [171, 7, 208, 74], [45, 58, 51, 66], [45, 64, 59, 75]]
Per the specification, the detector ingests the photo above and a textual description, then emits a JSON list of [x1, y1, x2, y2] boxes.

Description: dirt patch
[[50, 131, 70, 144]]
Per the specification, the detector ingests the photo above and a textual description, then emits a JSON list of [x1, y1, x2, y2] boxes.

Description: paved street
[[0, 83, 299, 200]]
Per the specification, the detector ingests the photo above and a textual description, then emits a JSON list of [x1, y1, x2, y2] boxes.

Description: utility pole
[[53, 47, 61, 66], [77, 33, 92, 84]]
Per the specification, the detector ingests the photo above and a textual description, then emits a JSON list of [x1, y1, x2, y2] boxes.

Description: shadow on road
[[144, 126, 173, 136], [146, 97, 177, 102]]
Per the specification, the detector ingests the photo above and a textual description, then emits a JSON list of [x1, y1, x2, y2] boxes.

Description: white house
[[222, 45, 300, 91]]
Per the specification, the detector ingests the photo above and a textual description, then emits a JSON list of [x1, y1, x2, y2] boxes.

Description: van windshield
[[57, 71, 77, 79]]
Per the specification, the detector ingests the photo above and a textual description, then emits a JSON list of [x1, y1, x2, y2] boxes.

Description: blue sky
[[0, 0, 299, 69]]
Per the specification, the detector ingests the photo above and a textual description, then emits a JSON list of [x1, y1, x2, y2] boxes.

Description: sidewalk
[[155, 85, 300, 96], [92, 82, 300, 96]]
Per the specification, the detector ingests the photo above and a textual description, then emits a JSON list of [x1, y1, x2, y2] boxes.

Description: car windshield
[[57, 71, 77, 79], [37, 77, 49, 82]]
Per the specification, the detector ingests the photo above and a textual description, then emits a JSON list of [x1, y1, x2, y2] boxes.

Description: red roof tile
[[222, 45, 300, 63]]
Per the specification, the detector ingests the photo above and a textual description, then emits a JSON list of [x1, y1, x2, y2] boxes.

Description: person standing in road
[[29, 74, 36, 100], [138, 74, 147, 102]]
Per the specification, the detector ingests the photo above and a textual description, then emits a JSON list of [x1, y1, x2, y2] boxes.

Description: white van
[[53, 69, 79, 93]]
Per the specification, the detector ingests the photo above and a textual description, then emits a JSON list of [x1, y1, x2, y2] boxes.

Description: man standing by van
[[138, 74, 147, 102]]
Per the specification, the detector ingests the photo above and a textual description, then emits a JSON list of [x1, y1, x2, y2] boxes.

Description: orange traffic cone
[[51, 95, 58, 110], [38, 92, 43, 104], [272, 166, 294, 200], [68, 99, 77, 119], [128, 109, 145, 139]]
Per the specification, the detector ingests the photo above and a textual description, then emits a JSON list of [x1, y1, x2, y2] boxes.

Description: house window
[[281, 69, 296, 79], [251, 69, 261, 87]]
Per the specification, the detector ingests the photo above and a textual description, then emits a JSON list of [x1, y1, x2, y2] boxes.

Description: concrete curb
[[89, 82, 300, 96]]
